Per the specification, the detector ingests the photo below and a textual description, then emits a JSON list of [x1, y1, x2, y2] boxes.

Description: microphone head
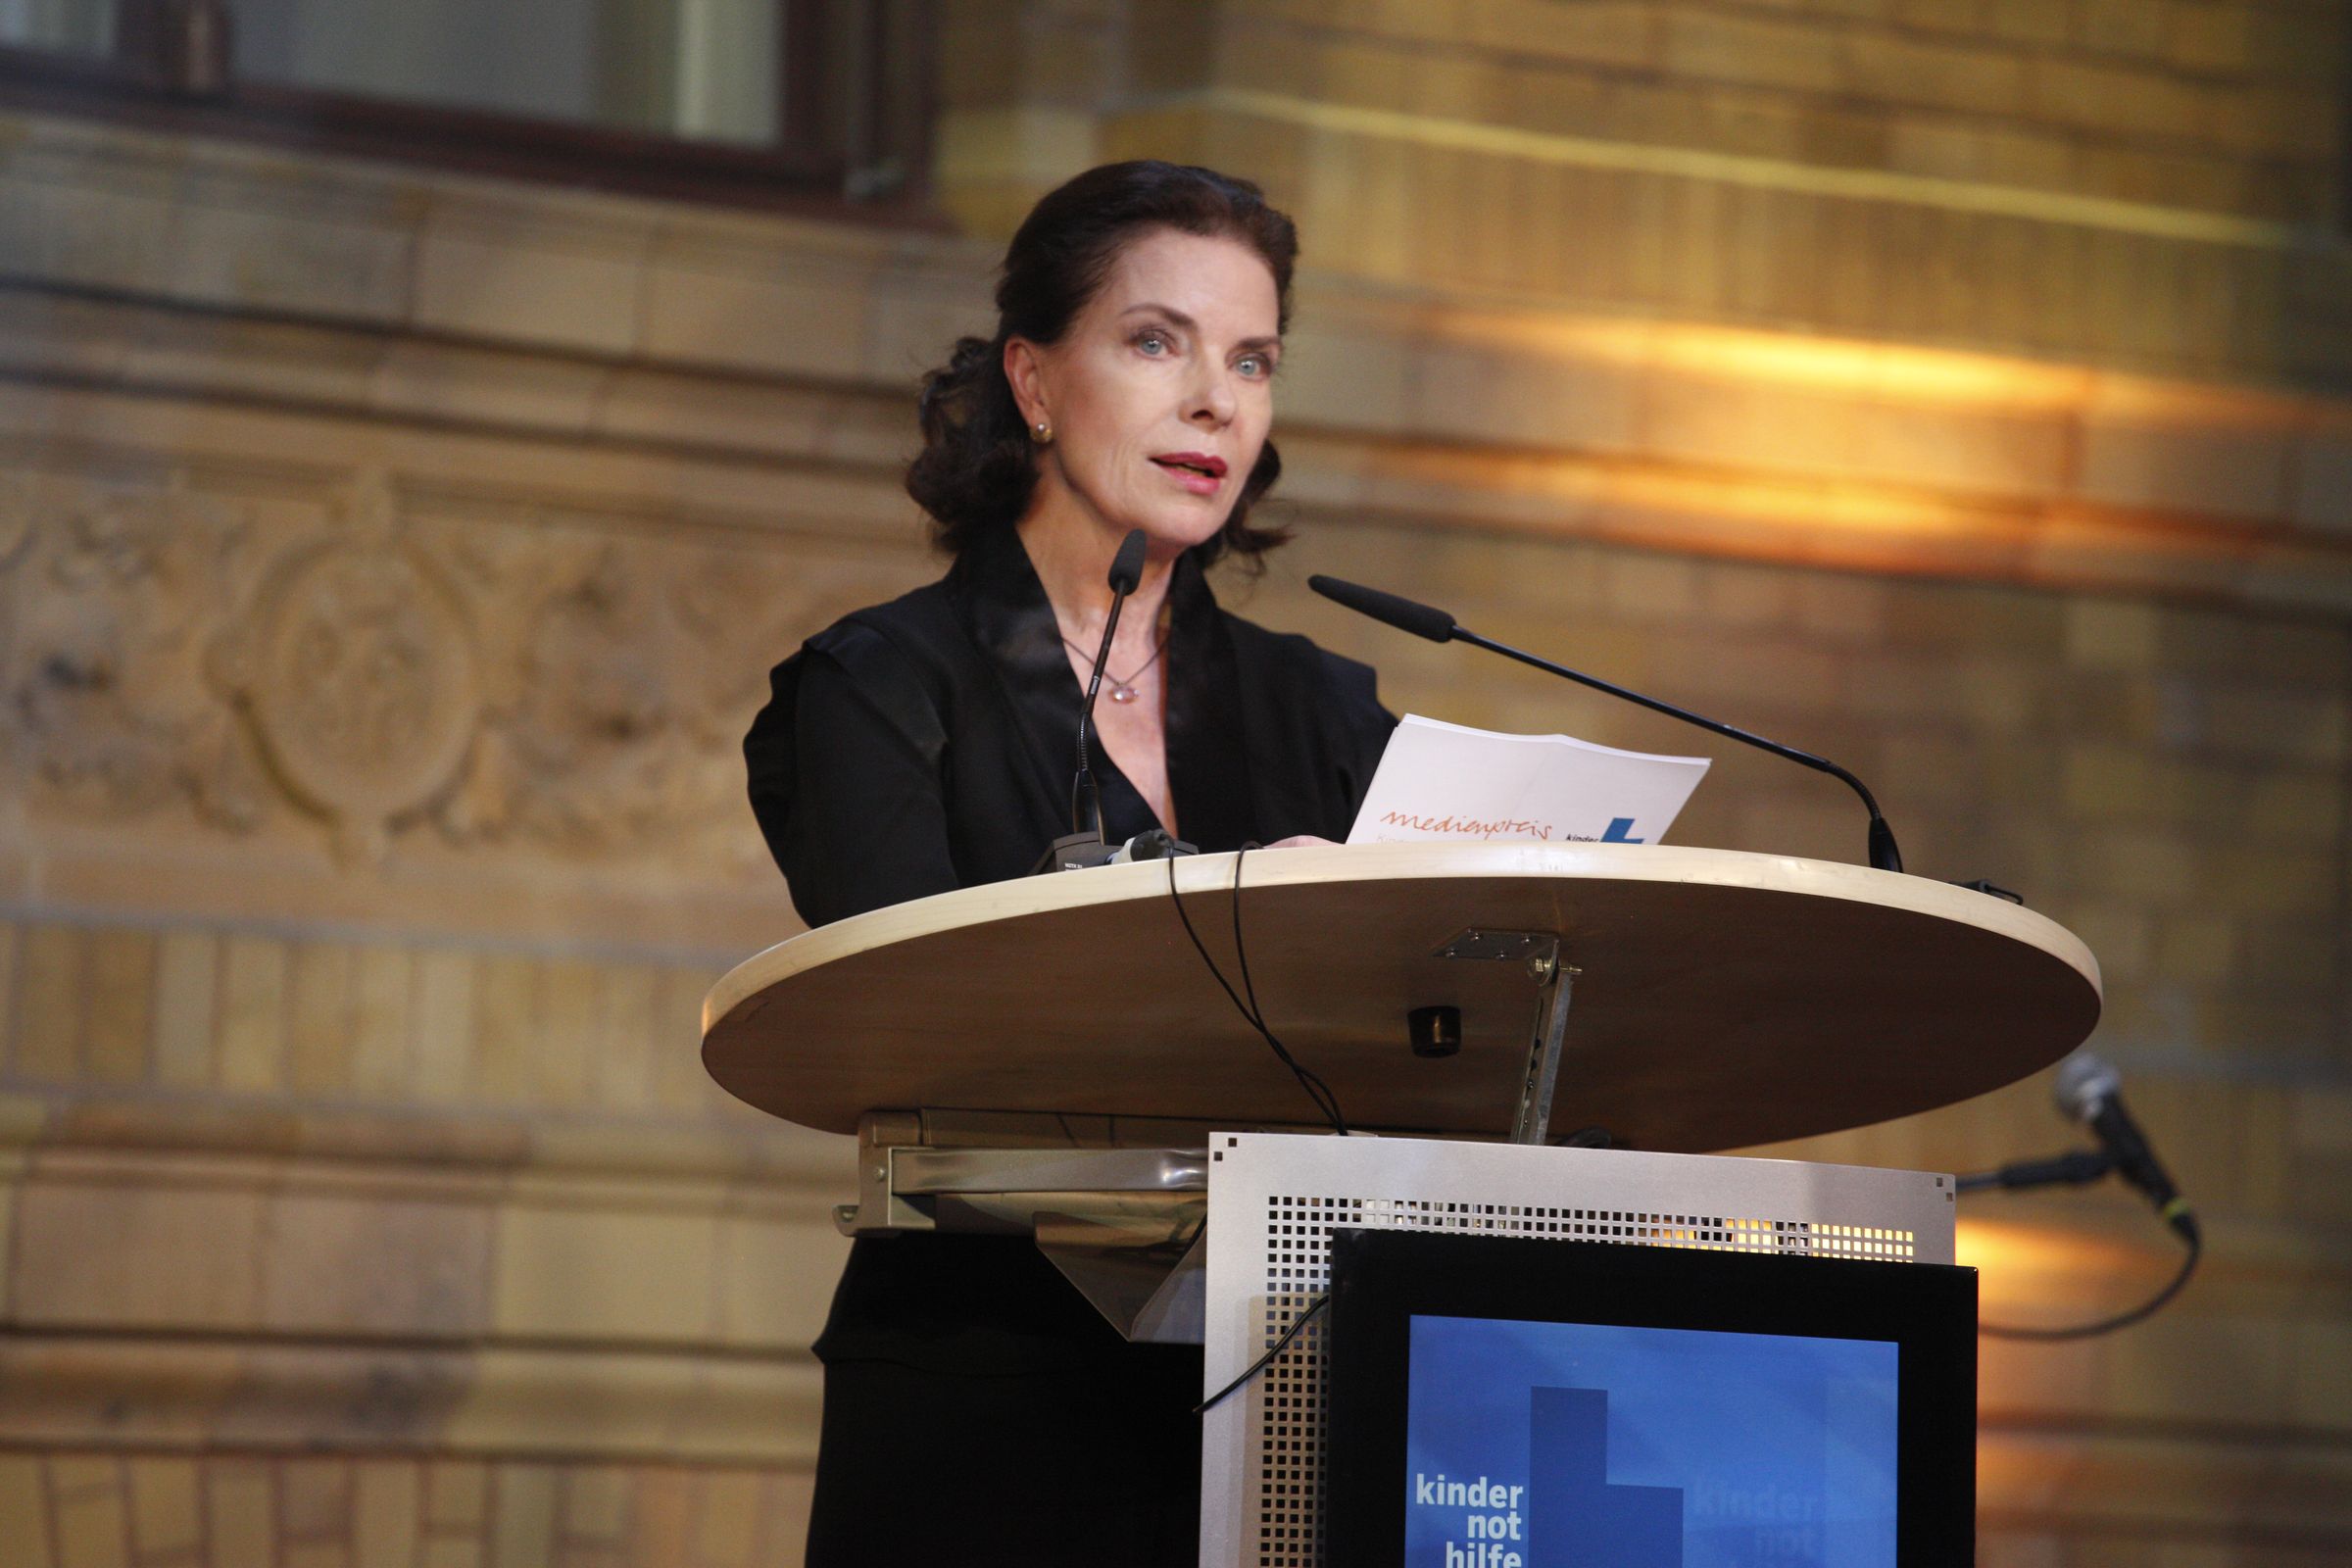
[[1107, 529, 1148, 594], [2053, 1051, 2121, 1123], [1307, 574, 1458, 643]]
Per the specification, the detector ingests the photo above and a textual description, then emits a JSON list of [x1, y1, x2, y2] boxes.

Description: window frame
[[0, 0, 939, 223]]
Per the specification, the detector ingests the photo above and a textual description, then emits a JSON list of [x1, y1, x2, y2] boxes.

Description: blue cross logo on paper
[[1404, 1318, 1900, 1567]]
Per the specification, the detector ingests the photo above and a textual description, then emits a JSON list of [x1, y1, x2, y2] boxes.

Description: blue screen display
[[1405, 1314, 1899, 1568]]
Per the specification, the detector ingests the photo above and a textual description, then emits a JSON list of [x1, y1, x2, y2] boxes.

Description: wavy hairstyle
[[906, 161, 1299, 566]]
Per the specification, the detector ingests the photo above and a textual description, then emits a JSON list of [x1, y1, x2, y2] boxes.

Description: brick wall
[[0, 1456, 816, 1568]]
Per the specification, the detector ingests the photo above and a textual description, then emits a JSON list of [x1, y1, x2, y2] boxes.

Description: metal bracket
[[1511, 948, 1580, 1145], [893, 1145, 1208, 1197], [836, 1111, 1214, 1344], [1435, 929, 1580, 1144], [1433, 928, 1550, 962], [839, 1109, 929, 1234], [837, 1113, 1211, 1237]]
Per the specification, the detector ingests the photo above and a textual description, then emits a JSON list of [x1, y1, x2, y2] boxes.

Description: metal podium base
[[831, 1114, 1964, 1566], [1199, 1133, 1957, 1568]]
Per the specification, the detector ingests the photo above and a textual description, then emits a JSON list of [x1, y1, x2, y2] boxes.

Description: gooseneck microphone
[[1308, 574, 1905, 873], [1073, 529, 1149, 839], [2055, 1052, 2198, 1246], [1032, 530, 1152, 875]]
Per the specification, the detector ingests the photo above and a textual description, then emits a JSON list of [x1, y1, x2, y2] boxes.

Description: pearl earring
[[1033, 420, 1054, 444]]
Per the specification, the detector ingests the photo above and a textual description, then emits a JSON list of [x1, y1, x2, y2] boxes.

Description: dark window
[[1, 0, 117, 58], [0, 0, 935, 217]]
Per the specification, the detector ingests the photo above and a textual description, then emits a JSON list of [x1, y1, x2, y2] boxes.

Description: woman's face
[[1007, 227, 1282, 559]]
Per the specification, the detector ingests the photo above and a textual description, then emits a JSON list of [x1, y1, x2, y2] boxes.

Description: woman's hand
[[1263, 835, 1337, 849]]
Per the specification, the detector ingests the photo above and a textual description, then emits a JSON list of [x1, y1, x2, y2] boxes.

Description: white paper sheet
[[1345, 714, 1711, 848]]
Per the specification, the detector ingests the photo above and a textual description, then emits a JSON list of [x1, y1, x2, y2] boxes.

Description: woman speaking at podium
[[745, 161, 1394, 1565]]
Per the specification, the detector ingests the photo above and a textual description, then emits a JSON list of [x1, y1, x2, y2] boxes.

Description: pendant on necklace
[[1108, 681, 1139, 704]]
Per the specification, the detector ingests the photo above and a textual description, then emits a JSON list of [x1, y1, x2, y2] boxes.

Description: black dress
[[744, 524, 1394, 1566]]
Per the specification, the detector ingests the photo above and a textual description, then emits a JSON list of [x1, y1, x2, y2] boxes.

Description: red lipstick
[[1151, 452, 1228, 495]]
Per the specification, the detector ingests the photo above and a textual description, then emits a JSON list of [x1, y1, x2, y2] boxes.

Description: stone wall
[[942, 0, 2352, 382], [2, 0, 2349, 1560]]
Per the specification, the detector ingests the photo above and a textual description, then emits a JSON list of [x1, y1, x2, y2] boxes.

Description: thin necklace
[[1061, 632, 1167, 705]]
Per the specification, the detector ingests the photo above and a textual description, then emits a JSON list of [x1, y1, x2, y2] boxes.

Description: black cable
[[1163, 848, 1347, 1132], [1229, 845, 1348, 1134], [1164, 848, 1349, 1135], [1979, 1236, 2201, 1341], [1953, 1149, 2114, 1195], [1196, 1294, 1329, 1415], [1231, 843, 1269, 1021]]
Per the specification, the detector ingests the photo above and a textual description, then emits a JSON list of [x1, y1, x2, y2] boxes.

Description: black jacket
[[745, 523, 1396, 930]]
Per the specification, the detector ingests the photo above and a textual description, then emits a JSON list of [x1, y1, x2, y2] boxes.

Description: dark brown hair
[[906, 160, 1299, 566]]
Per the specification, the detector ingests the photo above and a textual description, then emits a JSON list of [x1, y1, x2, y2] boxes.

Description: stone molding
[[8, 291, 2350, 631], [0, 1088, 846, 1185], [0, 1334, 824, 1466], [0, 1125, 841, 1464]]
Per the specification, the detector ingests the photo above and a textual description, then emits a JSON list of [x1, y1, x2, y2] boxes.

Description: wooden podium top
[[701, 843, 2101, 1152]]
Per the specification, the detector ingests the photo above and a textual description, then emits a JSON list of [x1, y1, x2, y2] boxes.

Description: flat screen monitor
[[1323, 1230, 1976, 1567]]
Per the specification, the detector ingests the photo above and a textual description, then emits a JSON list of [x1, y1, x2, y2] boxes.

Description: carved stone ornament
[[1, 472, 265, 827], [7, 458, 925, 878], [212, 474, 482, 864], [425, 515, 916, 873]]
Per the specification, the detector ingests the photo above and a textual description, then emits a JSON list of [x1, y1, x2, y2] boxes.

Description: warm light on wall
[[1957, 1215, 2155, 1306], [1431, 309, 2093, 411], [1306, 296, 2336, 595], [1375, 441, 2028, 554]]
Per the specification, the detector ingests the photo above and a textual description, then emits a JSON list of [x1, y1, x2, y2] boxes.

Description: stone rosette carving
[[211, 473, 483, 864]]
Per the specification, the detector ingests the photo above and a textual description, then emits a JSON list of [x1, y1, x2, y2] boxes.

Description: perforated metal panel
[[1198, 1134, 1955, 1568]]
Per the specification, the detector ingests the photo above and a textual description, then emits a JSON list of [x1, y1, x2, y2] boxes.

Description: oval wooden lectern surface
[[702, 843, 2101, 1152]]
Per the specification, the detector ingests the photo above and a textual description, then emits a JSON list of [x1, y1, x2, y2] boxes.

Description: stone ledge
[[0, 110, 998, 380], [0, 1089, 846, 1184], [0, 1333, 821, 1465], [5, 281, 2348, 618], [1, 1122, 850, 1350], [1278, 427, 2352, 615]]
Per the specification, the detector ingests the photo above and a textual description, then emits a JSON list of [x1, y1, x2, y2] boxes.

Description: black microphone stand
[[1446, 623, 1904, 873], [1960, 1052, 2201, 1339], [1951, 1149, 2113, 1195], [1307, 574, 1905, 873], [1038, 530, 1149, 874], [1070, 590, 1129, 843]]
